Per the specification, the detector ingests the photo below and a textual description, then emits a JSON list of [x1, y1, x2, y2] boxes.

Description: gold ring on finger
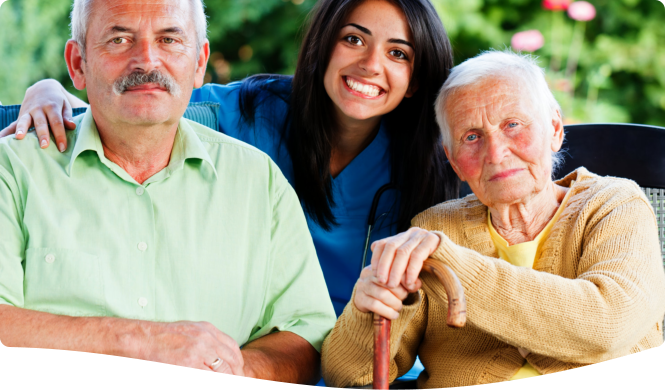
[[209, 357, 223, 370]]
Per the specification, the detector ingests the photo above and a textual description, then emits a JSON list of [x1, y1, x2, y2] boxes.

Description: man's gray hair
[[435, 50, 564, 173], [70, 0, 208, 61]]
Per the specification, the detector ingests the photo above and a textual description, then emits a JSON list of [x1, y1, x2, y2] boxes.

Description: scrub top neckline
[[332, 121, 390, 184]]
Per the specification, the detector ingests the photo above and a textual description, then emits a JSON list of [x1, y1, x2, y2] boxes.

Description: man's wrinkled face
[[75, 0, 206, 127]]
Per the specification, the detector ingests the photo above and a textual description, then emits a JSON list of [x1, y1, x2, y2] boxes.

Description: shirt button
[[137, 242, 148, 251], [135, 187, 145, 196], [44, 254, 55, 263], [138, 297, 148, 307]]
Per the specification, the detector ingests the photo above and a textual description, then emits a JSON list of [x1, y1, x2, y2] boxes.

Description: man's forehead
[[90, 0, 192, 31]]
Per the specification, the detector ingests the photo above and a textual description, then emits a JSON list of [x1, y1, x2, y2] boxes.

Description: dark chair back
[[559, 123, 665, 266]]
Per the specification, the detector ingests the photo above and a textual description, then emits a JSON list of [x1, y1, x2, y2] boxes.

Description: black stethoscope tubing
[[361, 183, 399, 272]]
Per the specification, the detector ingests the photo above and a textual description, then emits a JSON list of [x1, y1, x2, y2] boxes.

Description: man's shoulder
[[0, 131, 68, 163], [185, 118, 268, 156], [183, 118, 281, 177], [0, 132, 39, 152]]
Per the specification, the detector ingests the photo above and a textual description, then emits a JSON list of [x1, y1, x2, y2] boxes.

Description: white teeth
[[345, 77, 380, 97]]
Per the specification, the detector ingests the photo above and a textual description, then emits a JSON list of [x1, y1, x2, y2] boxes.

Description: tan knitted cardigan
[[321, 168, 665, 388]]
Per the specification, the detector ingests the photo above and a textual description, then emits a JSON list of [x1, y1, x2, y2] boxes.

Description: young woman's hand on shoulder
[[0, 79, 83, 152]]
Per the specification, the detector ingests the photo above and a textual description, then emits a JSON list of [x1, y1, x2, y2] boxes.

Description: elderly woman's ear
[[549, 108, 565, 153]]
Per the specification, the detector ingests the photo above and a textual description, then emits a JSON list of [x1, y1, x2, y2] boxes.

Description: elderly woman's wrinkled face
[[444, 77, 564, 207]]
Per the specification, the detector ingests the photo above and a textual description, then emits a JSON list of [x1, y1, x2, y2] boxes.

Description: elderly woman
[[321, 51, 665, 388]]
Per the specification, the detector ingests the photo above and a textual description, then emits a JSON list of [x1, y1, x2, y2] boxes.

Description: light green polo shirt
[[0, 110, 336, 351]]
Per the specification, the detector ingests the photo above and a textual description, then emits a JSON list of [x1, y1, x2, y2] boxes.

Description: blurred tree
[[433, 0, 665, 125], [0, 0, 663, 126], [204, 0, 314, 83], [0, 0, 80, 103]]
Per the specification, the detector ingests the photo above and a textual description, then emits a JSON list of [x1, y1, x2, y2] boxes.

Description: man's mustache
[[112, 70, 181, 97]]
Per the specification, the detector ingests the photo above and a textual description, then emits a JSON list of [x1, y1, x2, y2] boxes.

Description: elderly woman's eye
[[112, 38, 124, 44], [508, 122, 519, 128], [163, 37, 175, 44], [465, 134, 478, 142]]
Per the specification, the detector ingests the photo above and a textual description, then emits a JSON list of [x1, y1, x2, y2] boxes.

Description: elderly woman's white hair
[[70, 0, 208, 61], [435, 50, 564, 173]]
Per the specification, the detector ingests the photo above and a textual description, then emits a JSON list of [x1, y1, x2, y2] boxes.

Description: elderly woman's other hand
[[353, 227, 439, 319], [372, 227, 440, 289]]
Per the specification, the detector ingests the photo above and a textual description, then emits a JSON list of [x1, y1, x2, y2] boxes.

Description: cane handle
[[421, 258, 467, 328]]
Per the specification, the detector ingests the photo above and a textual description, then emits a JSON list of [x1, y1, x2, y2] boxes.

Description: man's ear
[[193, 40, 210, 89], [550, 108, 565, 152], [65, 40, 86, 90], [405, 78, 419, 98], [444, 144, 466, 182]]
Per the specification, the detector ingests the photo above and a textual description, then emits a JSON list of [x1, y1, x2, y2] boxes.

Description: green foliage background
[[1, 0, 664, 125]]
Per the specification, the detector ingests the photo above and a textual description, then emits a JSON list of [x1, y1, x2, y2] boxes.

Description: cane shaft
[[372, 258, 466, 389], [373, 314, 391, 389]]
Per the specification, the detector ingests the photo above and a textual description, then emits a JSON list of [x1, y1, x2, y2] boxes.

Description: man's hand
[[141, 321, 245, 375], [0, 79, 78, 151]]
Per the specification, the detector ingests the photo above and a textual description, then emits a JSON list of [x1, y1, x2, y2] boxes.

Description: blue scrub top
[[191, 79, 398, 316]]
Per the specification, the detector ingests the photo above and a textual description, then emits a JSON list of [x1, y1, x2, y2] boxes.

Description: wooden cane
[[372, 259, 466, 389]]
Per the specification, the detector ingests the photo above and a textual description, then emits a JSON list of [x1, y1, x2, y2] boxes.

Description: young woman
[[2, 0, 458, 316]]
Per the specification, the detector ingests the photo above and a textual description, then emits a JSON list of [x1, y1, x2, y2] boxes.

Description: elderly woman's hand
[[353, 266, 414, 320], [371, 227, 441, 291]]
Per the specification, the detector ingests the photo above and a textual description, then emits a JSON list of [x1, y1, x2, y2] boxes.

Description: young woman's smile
[[324, 0, 416, 123], [342, 76, 385, 99]]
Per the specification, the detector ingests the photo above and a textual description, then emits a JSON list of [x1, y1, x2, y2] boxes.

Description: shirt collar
[[167, 117, 218, 180], [67, 109, 218, 181]]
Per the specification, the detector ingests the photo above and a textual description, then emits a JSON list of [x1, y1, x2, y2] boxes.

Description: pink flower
[[543, 0, 572, 11], [567, 1, 596, 21], [511, 30, 545, 52]]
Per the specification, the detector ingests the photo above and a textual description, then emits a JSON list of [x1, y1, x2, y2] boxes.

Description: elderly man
[[321, 51, 665, 388], [0, 0, 335, 383]]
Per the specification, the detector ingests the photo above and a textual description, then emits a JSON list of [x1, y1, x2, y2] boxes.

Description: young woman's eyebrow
[[388, 38, 413, 49], [344, 23, 371, 35], [343, 23, 413, 49]]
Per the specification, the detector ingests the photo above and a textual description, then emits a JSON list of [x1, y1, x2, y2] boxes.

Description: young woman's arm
[[0, 79, 84, 151]]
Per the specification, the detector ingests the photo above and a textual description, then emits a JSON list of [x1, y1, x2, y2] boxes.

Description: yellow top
[[488, 182, 575, 379]]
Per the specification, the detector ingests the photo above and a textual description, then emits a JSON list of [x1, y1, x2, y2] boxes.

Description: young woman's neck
[[330, 113, 382, 178]]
